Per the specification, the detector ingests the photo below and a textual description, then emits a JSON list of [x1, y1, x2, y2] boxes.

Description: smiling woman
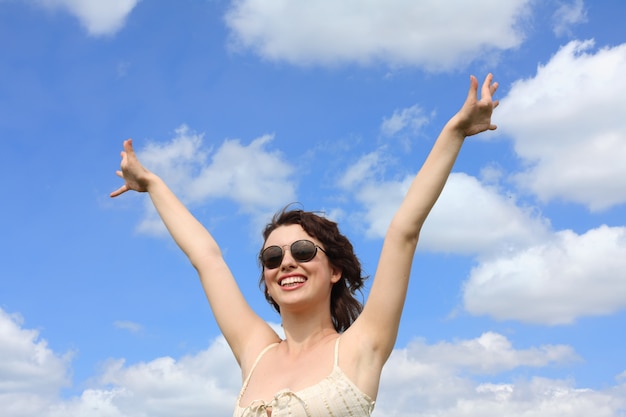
[[111, 74, 498, 416], [258, 209, 366, 334]]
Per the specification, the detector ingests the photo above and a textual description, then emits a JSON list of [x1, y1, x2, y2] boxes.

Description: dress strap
[[238, 342, 280, 400]]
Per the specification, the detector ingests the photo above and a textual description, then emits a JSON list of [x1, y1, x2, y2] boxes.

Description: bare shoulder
[[238, 325, 283, 376], [337, 322, 387, 400]]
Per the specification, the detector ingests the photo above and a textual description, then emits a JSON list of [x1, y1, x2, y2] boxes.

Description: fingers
[[123, 138, 135, 156], [466, 75, 479, 102], [111, 139, 133, 198], [491, 81, 499, 96], [110, 184, 129, 198], [468, 74, 498, 104], [481, 73, 495, 99]]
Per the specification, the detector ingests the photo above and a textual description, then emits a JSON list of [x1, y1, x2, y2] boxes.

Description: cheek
[[263, 269, 276, 288], [263, 273, 275, 299]]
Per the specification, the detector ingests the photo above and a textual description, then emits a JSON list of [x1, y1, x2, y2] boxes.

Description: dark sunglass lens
[[291, 240, 317, 262], [262, 246, 283, 269]]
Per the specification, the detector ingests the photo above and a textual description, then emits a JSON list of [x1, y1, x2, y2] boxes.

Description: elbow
[[386, 218, 422, 246], [189, 246, 224, 272]]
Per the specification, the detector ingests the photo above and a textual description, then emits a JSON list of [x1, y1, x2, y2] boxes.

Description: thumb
[[110, 184, 129, 198]]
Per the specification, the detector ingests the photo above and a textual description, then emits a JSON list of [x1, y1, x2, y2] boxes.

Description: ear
[[330, 266, 342, 284]]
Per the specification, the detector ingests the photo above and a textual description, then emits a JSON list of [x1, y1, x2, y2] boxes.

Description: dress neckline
[[234, 337, 375, 416]]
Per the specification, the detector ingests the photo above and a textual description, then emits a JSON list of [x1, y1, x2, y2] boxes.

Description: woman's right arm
[[110, 139, 280, 365]]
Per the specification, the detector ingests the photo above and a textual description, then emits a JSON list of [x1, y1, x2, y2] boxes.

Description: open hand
[[454, 73, 499, 137], [110, 139, 152, 198]]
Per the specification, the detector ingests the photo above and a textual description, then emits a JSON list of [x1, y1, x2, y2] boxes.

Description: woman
[[111, 74, 498, 416]]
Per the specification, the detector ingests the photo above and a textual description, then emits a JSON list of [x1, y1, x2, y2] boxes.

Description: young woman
[[111, 74, 498, 416]]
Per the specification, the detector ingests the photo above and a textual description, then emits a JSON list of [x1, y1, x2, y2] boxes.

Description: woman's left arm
[[353, 74, 499, 361]]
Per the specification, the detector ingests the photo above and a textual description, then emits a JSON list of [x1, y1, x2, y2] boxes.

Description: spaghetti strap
[[238, 342, 280, 401], [234, 336, 375, 416]]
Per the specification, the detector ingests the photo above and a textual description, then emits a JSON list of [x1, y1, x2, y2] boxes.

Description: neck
[[280, 310, 338, 353]]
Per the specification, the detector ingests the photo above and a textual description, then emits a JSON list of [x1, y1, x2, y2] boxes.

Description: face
[[262, 224, 341, 310]]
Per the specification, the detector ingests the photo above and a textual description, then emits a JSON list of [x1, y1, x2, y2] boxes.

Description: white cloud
[[224, 0, 531, 70], [138, 125, 209, 194], [187, 134, 295, 210], [400, 332, 578, 375], [339, 151, 626, 325], [497, 40, 626, 211], [336, 149, 421, 238], [337, 151, 382, 190], [46, 337, 241, 417], [464, 225, 626, 324], [378, 376, 625, 417], [0, 309, 71, 417], [553, 0, 587, 37], [420, 173, 550, 255], [375, 332, 622, 417], [381, 105, 430, 137], [134, 125, 297, 235], [3, 309, 624, 417], [342, 165, 549, 255], [34, 0, 140, 36]]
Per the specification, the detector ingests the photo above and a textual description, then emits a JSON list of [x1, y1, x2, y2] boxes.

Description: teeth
[[280, 277, 306, 286]]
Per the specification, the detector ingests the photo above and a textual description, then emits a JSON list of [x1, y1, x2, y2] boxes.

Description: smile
[[279, 276, 307, 287]]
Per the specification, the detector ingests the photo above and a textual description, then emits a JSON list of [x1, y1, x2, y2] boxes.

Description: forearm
[[388, 116, 466, 241], [144, 174, 222, 268]]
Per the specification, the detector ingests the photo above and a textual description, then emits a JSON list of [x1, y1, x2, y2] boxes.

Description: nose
[[279, 246, 298, 270]]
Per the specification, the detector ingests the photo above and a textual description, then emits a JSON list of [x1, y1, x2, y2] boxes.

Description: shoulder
[[239, 334, 283, 377], [335, 326, 386, 400]]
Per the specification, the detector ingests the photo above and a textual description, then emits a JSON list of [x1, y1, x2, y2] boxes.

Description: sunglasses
[[260, 239, 327, 269]]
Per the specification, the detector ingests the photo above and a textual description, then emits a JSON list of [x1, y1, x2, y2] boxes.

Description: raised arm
[[353, 74, 499, 360], [110, 139, 279, 364]]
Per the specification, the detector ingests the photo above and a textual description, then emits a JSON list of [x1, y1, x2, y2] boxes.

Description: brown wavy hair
[[259, 208, 367, 332]]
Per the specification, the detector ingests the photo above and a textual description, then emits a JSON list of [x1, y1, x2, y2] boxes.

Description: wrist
[[142, 171, 162, 193], [442, 115, 468, 141]]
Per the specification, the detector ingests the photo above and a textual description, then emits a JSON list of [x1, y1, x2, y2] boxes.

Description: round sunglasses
[[260, 239, 327, 269]]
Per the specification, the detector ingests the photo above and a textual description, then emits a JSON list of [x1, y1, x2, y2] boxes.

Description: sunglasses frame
[[260, 239, 327, 269]]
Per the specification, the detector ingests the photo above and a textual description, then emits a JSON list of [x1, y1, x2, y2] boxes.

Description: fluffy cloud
[[34, 0, 140, 36], [420, 173, 551, 255], [552, 0, 587, 37], [377, 374, 625, 417], [381, 105, 431, 138], [496, 40, 626, 211], [340, 160, 549, 255], [451, 42, 626, 322], [0, 309, 71, 417], [47, 338, 241, 417], [3, 308, 624, 417], [224, 0, 531, 69], [398, 332, 578, 374], [133, 125, 297, 235], [464, 225, 626, 324], [375, 332, 608, 417], [338, 151, 626, 324]]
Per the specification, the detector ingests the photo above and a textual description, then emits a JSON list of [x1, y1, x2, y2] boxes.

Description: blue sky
[[1, 0, 625, 415]]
